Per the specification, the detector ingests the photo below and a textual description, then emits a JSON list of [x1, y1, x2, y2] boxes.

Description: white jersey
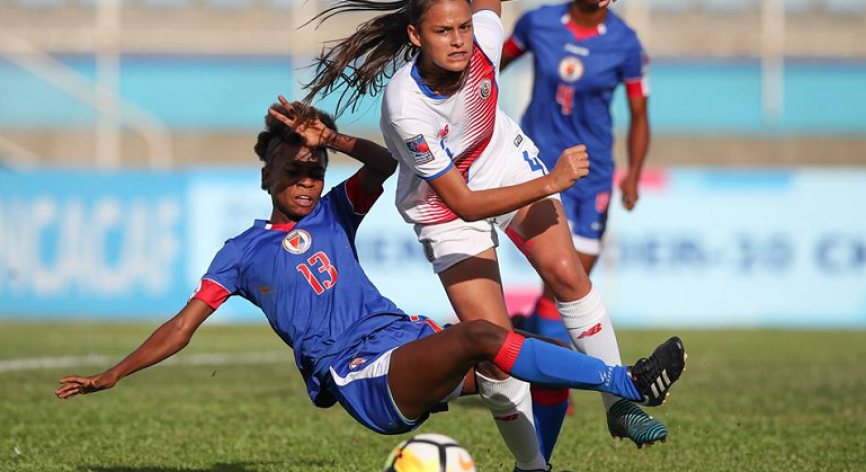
[[381, 10, 532, 225]]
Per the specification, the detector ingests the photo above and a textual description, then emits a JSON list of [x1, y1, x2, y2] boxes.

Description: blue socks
[[531, 387, 568, 461], [493, 333, 641, 402]]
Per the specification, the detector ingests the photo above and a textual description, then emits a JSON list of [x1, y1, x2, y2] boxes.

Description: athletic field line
[[0, 351, 287, 373]]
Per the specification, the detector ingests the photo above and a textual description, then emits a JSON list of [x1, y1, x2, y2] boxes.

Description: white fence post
[[761, 0, 786, 123], [95, 0, 123, 171]]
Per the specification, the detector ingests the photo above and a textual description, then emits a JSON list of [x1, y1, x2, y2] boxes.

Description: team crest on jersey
[[478, 79, 493, 100], [558, 56, 584, 83], [349, 357, 367, 370], [282, 229, 312, 255], [404, 134, 435, 165]]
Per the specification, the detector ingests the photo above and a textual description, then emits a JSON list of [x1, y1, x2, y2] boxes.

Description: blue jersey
[[192, 173, 404, 407], [506, 5, 648, 194]]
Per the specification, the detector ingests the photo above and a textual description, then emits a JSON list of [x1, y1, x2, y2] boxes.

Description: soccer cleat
[[607, 398, 668, 448], [628, 336, 686, 407]]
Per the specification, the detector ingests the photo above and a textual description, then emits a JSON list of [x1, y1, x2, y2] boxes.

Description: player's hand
[[268, 95, 336, 149], [550, 145, 590, 193], [55, 372, 118, 400], [619, 172, 639, 211]]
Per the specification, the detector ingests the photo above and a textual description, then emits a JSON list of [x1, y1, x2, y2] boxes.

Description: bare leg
[[508, 199, 624, 409], [437, 249, 547, 471], [388, 321, 505, 419], [534, 248, 598, 341]]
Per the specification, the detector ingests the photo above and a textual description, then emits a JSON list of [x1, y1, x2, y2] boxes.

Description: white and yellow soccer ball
[[383, 433, 476, 472]]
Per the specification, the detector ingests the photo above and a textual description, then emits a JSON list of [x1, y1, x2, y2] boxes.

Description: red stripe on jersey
[[345, 172, 382, 215], [192, 279, 231, 310], [416, 43, 497, 226], [424, 319, 443, 332], [452, 44, 497, 176], [503, 37, 525, 58], [625, 79, 647, 99], [417, 187, 458, 224], [266, 222, 296, 231]]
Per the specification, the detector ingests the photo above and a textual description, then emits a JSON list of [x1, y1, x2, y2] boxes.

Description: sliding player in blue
[[501, 0, 656, 450], [55, 100, 684, 470]]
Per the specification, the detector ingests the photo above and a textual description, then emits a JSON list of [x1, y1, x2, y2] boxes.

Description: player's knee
[[460, 319, 507, 357], [542, 256, 587, 295]]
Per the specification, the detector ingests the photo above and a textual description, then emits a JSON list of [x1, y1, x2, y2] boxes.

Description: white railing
[[0, 0, 173, 170], [623, 0, 789, 124]]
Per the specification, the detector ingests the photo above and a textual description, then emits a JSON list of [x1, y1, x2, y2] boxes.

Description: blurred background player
[[500, 0, 655, 447]]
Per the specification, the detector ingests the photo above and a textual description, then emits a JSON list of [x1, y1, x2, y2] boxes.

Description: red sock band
[[493, 331, 525, 372], [530, 386, 570, 406], [535, 297, 559, 321]]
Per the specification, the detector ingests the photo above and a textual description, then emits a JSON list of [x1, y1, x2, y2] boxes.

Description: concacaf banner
[[1, 168, 864, 327]]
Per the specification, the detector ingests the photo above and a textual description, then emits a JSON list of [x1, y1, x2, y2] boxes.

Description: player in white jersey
[[305, 0, 631, 470]]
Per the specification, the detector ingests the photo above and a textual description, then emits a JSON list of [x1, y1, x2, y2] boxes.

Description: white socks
[[557, 286, 623, 410], [477, 373, 548, 471]]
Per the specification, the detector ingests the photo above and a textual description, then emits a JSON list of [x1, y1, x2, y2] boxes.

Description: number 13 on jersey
[[296, 251, 338, 295]]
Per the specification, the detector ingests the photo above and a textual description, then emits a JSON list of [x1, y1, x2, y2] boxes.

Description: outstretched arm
[[426, 145, 590, 222], [55, 300, 214, 399], [269, 96, 396, 195]]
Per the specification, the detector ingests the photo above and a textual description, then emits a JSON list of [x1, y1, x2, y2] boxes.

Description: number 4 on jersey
[[296, 251, 338, 295], [556, 84, 574, 116]]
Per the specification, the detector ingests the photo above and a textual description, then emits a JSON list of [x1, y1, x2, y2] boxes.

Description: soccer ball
[[383, 433, 476, 472]]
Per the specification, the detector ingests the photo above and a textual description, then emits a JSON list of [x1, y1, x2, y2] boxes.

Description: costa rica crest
[[479, 79, 493, 99], [282, 229, 312, 255]]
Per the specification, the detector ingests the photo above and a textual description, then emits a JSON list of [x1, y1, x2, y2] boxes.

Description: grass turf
[[1, 322, 865, 472]]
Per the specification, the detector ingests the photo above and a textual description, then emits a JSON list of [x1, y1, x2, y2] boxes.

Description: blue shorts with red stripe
[[560, 185, 612, 241], [325, 314, 446, 435]]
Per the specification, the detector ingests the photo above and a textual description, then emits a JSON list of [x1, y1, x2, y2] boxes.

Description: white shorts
[[414, 137, 560, 273]]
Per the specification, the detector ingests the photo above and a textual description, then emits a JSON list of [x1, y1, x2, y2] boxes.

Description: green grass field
[[1, 322, 865, 472]]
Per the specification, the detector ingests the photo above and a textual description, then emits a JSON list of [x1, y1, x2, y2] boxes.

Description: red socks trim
[[531, 386, 570, 406], [493, 331, 525, 372], [535, 297, 559, 321]]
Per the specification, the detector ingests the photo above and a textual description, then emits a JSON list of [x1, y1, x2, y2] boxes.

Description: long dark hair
[[303, 0, 469, 116]]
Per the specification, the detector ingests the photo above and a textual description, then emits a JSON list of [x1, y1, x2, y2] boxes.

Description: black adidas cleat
[[628, 336, 686, 407]]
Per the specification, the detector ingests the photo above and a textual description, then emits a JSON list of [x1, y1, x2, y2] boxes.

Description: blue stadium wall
[[1, 167, 865, 327], [2, 57, 866, 135]]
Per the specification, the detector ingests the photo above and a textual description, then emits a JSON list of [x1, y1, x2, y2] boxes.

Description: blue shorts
[[560, 186, 612, 256], [326, 315, 446, 435]]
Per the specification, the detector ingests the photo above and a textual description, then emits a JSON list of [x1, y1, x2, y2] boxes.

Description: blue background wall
[[2, 167, 864, 327], [2, 57, 865, 136]]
